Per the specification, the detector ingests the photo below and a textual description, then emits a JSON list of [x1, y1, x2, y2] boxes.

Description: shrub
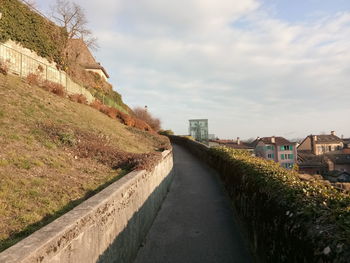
[[134, 118, 152, 131], [209, 146, 350, 262], [171, 136, 350, 262], [98, 105, 118, 119], [41, 81, 65, 97], [90, 99, 102, 111], [117, 111, 135, 126], [0, 59, 9, 75], [133, 107, 161, 131], [26, 73, 41, 85], [69, 94, 87, 104], [158, 129, 174, 136]]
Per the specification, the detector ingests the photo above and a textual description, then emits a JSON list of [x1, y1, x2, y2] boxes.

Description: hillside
[[0, 0, 130, 113], [0, 73, 170, 251]]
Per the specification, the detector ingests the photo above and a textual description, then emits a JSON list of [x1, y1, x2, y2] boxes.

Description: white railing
[[0, 42, 94, 103]]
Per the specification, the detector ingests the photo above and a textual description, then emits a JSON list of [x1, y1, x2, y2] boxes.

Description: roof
[[325, 149, 350, 164], [343, 138, 350, 145], [313, 134, 342, 144], [209, 140, 254, 149], [252, 136, 293, 147], [298, 151, 326, 167], [223, 142, 254, 150], [84, 63, 110, 78]]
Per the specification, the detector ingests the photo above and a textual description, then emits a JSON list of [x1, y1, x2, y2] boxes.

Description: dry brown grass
[[0, 73, 170, 251]]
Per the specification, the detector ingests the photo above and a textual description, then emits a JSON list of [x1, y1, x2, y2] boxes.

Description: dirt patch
[[38, 121, 163, 171]]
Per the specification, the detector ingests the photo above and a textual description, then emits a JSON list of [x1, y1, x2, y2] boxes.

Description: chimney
[[312, 135, 317, 154], [237, 137, 240, 145], [331, 131, 335, 136], [271, 136, 275, 143]]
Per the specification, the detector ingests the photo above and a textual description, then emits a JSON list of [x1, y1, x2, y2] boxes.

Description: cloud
[[37, 0, 350, 138]]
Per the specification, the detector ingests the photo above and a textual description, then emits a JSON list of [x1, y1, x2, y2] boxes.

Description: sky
[[35, 0, 350, 140]]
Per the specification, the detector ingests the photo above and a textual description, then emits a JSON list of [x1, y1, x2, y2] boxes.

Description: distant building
[[297, 152, 327, 175], [343, 138, 350, 148], [324, 148, 350, 174], [297, 132, 350, 178], [189, 119, 208, 143], [65, 39, 110, 80], [208, 134, 216, 140], [253, 136, 297, 169], [298, 131, 343, 155]]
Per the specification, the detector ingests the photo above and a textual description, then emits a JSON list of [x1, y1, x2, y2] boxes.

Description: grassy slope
[[0, 74, 169, 251]]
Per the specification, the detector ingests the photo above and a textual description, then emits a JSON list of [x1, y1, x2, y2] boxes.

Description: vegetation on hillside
[[0, 73, 170, 251], [0, 0, 67, 66], [133, 106, 161, 132], [0, 0, 130, 113]]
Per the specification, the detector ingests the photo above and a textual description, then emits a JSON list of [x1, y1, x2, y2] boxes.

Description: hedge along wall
[[169, 136, 350, 263], [0, 0, 67, 66]]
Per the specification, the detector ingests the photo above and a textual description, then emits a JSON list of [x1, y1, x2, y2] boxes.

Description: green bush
[[0, 0, 67, 66], [210, 146, 350, 262], [158, 129, 174, 136], [169, 136, 350, 262]]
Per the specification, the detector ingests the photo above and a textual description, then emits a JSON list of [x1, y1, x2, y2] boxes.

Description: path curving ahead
[[134, 144, 253, 263]]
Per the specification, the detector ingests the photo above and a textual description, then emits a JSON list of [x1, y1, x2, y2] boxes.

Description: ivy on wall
[[0, 0, 67, 66]]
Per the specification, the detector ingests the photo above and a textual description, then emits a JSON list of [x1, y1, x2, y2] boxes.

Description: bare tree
[[133, 107, 161, 132], [50, 0, 98, 50]]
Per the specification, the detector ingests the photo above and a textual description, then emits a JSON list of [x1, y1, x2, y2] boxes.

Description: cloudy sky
[[36, 0, 350, 139]]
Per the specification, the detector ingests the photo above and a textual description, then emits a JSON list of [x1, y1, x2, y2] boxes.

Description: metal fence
[[0, 42, 94, 103]]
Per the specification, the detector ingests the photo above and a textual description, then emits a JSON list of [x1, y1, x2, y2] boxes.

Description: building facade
[[298, 131, 343, 155], [189, 119, 208, 143], [254, 136, 297, 169]]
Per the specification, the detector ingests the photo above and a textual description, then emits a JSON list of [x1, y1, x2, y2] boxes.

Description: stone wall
[[0, 150, 173, 263]]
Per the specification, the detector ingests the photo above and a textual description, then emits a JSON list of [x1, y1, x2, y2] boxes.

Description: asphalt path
[[134, 143, 253, 263]]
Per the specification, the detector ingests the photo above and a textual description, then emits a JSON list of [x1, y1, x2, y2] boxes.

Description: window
[[328, 146, 332, 152], [281, 154, 285, 160], [287, 154, 294, 160], [280, 145, 292, 151], [268, 153, 274, 159]]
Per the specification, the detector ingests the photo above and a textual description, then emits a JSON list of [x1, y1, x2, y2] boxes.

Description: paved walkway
[[134, 144, 253, 263]]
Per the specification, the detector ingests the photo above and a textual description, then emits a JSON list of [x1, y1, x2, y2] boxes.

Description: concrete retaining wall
[[0, 150, 173, 263]]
